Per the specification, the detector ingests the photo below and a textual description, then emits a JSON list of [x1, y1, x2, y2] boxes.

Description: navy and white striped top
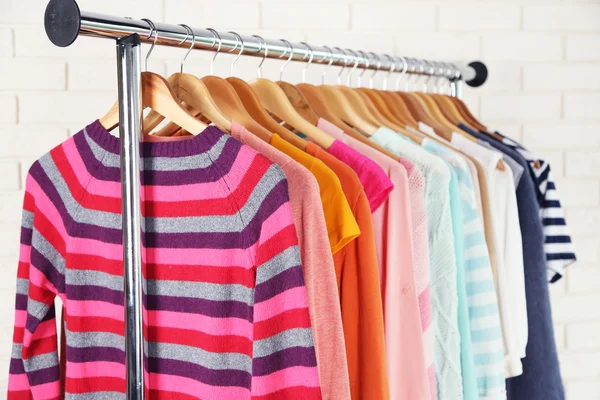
[[496, 134, 577, 283]]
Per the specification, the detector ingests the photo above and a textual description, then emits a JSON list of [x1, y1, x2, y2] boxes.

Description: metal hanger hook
[[178, 24, 194, 73], [406, 58, 419, 91], [345, 49, 359, 87], [382, 54, 395, 91], [206, 28, 222, 75], [395, 56, 408, 91], [443, 62, 455, 95], [334, 47, 347, 85], [279, 39, 294, 81], [357, 50, 369, 88], [412, 59, 426, 92], [300, 42, 314, 83], [368, 52, 381, 89], [433, 61, 447, 94], [141, 18, 158, 72], [321, 45, 334, 84], [422, 59, 436, 93], [228, 31, 244, 77], [252, 35, 268, 78], [451, 63, 462, 81]]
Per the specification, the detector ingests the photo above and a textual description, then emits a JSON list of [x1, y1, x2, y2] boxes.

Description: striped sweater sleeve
[[248, 162, 322, 400], [8, 165, 65, 399]]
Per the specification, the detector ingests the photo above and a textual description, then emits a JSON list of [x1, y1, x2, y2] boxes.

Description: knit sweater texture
[[8, 120, 321, 399], [423, 139, 506, 400], [372, 127, 462, 400]]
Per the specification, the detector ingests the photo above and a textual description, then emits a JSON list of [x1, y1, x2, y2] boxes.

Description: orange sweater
[[307, 143, 390, 400]]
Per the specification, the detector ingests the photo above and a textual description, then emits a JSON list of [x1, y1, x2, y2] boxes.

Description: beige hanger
[[249, 39, 334, 149], [100, 20, 207, 134], [142, 25, 229, 135]]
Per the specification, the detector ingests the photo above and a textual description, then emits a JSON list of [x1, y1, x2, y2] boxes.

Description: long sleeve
[[336, 191, 389, 400], [295, 183, 351, 400], [8, 167, 64, 399], [502, 172, 528, 361], [373, 168, 430, 400], [250, 166, 322, 400]]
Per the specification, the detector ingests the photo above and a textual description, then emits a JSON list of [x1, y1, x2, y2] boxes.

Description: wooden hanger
[[277, 81, 319, 126], [396, 91, 451, 137], [431, 93, 465, 126], [143, 25, 229, 136], [200, 75, 272, 141], [368, 89, 410, 127], [102, 22, 206, 134], [143, 72, 231, 135], [414, 92, 465, 136], [381, 91, 420, 128], [450, 96, 506, 142], [359, 89, 405, 128], [354, 88, 424, 144], [420, 93, 505, 170], [100, 72, 207, 134], [227, 77, 307, 150], [157, 29, 273, 141], [336, 86, 383, 127], [250, 78, 334, 149], [297, 83, 402, 162], [449, 97, 487, 131], [318, 85, 378, 135], [369, 54, 419, 129]]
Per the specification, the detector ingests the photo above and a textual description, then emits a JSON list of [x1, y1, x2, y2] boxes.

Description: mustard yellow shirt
[[270, 134, 359, 254]]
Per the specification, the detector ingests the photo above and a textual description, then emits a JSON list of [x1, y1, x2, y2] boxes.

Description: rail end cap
[[45, 0, 81, 47]]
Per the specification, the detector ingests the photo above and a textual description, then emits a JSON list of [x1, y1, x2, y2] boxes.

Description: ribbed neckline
[[84, 119, 227, 158]]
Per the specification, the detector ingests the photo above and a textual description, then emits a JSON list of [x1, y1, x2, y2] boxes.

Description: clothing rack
[[43, 0, 489, 398]]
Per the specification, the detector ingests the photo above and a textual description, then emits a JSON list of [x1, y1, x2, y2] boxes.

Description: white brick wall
[[0, 0, 598, 397]]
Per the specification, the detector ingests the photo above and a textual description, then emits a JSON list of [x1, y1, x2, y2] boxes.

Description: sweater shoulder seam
[[205, 146, 255, 269]]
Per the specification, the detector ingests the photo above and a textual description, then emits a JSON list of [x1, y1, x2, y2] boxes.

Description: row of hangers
[[100, 19, 505, 170]]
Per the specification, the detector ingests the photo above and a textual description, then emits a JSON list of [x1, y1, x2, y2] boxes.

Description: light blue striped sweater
[[423, 139, 507, 400]]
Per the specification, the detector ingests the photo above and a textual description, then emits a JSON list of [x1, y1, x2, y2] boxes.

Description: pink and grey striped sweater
[[8, 120, 322, 399]]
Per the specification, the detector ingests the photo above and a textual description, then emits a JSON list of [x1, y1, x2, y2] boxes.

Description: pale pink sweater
[[318, 119, 431, 400], [399, 158, 435, 397], [231, 122, 351, 400]]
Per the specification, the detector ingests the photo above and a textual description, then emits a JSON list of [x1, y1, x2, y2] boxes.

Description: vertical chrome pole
[[116, 33, 145, 400]]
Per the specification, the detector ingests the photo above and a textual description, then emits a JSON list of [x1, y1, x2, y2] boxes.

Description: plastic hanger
[[99, 19, 207, 134], [249, 39, 334, 149], [142, 24, 230, 135], [228, 35, 307, 150]]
